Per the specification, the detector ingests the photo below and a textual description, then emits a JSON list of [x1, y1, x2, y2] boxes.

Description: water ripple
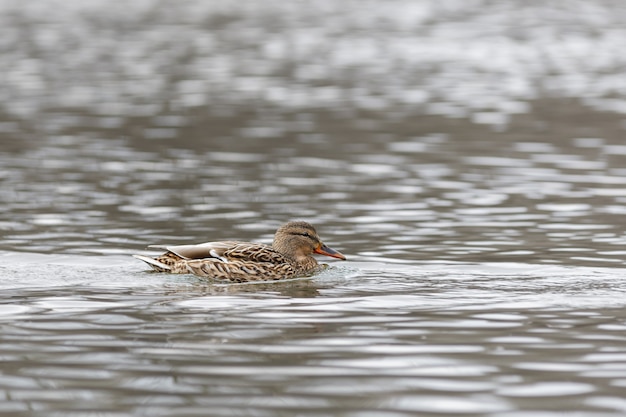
[[2, 1, 626, 416]]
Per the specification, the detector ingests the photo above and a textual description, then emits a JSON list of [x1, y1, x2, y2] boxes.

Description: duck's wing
[[222, 243, 288, 264], [149, 241, 243, 260]]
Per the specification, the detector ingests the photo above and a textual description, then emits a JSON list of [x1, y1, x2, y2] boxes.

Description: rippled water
[[2, 1, 626, 416]]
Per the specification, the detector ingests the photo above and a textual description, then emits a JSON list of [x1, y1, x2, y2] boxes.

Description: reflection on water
[[6, 123, 626, 267], [2, 0, 626, 416], [2, 262, 626, 416]]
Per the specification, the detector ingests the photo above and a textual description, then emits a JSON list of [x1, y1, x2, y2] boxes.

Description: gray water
[[2, 1, 626, 416]]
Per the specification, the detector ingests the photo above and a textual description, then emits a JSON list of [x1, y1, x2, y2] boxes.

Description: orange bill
[[314, 243, 346, 260]]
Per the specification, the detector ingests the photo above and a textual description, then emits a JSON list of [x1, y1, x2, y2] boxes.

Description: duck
[[133, 221, 346, 282]]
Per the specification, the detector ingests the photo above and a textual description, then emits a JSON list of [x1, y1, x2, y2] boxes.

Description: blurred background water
[[2, 1, 626, 416]]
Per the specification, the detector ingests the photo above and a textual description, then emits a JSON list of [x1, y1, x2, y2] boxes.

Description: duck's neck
[[294, 255, 318, 271]]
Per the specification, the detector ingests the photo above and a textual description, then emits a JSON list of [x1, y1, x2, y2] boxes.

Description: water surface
[[2, 1, 626, 416]]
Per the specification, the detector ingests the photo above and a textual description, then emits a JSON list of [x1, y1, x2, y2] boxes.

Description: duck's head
[[273, 221, 346, 262]]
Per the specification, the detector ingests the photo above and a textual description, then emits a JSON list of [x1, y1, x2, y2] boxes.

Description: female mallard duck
[[133, 221, 346, 282]]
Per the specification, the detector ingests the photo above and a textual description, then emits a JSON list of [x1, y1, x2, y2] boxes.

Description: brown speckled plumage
[[133, 221, 346, 282]]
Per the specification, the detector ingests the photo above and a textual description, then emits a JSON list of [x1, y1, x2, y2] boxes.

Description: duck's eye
[[295, 232, 316, 241]]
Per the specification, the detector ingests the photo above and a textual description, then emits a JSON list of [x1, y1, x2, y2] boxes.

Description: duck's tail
[[132, 255, 171, 272]]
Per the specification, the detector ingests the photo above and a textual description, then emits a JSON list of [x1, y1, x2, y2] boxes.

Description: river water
[[2, 1, 626, 416]]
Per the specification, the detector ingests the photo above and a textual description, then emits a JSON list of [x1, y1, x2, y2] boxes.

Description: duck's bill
[[315, 244, 347, 260]]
